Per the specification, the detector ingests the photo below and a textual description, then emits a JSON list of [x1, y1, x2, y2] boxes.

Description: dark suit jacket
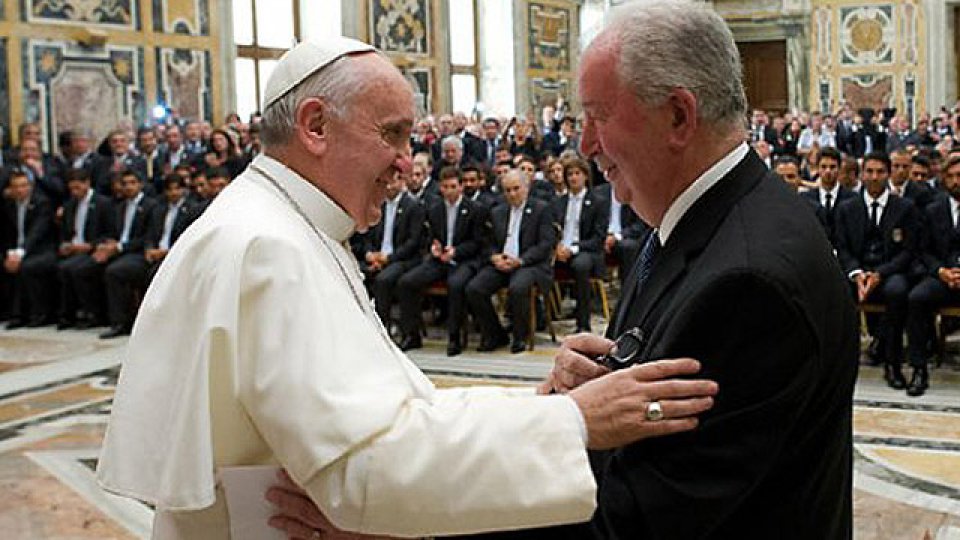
[[550, 190, 605, 255], [562, 151, 857, 539], [801, 186, 855, 246], [112, 194, 158, 254], [144, 198, 198, 250], [1, 157, 67, 205], [592, 183, 647, 241], [2, 193, 58, 257], [918, 196, 960, 277], [835, 192, 919, 278], [91, 153, 148, 196], [424, 198, 483, 264], [899, 180, 936, 211], [365, 193, 425, 265], [484, 198, 556, 272], [60, 192, 117, 247]]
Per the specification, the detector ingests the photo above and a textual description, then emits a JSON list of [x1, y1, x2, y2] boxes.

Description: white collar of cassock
[[252, 154, 356, 243]]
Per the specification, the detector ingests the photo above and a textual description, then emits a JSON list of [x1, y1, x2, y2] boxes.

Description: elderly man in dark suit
[[551, 157, 605, 333], [91, 130, 148, 197], [361, 170, 425, 330], [57, 168, 117, 329], [486, 1, 858, 537], [2, 170, 59, 327], [465, 169, 556, 354], [836, 152, 920, 390], [396, 166, 484, 356]]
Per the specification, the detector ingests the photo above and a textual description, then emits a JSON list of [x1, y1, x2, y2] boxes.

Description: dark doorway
[[738, 40, 789, 115]]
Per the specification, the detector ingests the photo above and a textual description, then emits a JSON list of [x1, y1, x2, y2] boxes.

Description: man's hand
[[267, 469, 396, 540], [145, 248, 167, 263], [604, 234, 616, 254], [862, 272, 881, 300], [430, 240, 443, 259], [59, 243, 74, 258], [4, 254, 21, 274], [556, 245, 571, 263], [568, 358, 718, 449], [440, 246, 456, 264], [538, 333, 613, 394], [939, 267, 960, 289]]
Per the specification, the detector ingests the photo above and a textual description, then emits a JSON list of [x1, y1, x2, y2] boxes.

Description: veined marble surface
[[0, 325, 958, 539]]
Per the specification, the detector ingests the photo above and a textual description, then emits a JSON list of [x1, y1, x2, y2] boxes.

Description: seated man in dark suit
[[836, 152, 920, 388], [57, 169, 117, 329], [461, 162, 501, 210], [890, 147, 935, 209], [594, 180, 647, 285], [97, 169, 157, 338], [3, 138, 66, 206], [466, 170, 556, 353], [551, 157, 605, 333], [801, 146, 855, 246], [91, 130, 148, 197], [143, 174, 198, 286], [404, 161, 440, 207], [905, 155, 960, 397], [2, 170, 59, 327], [361, 171, 425, 329], [396, 166, 484, 356]]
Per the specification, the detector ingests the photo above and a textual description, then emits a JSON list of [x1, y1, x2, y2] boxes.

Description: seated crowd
[[3, 104, 960, 399], [0, 114, 259, 338]]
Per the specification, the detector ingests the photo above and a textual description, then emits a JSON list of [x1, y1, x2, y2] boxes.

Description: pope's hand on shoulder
[[540, 334, 719, 449]]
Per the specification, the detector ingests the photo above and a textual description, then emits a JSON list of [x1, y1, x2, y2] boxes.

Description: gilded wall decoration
[[153, 0, 210, 35], [530, 77, 569, 114], [24, 0, 138, 30], [528, 3, 570, 71], [815, 7, 832, 69], [900, 2, 918, 66], [370, 0, 429, 56], [841, 74, 894, 112], [839, 5, 894, 65], [24, 40, 143, 151], [156, 47, 210, 123]]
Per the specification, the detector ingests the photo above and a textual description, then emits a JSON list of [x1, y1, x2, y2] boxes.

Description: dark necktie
[[636, 230, 661, 296], [824, 192, 833, 213], [870, 201, 880, 227]]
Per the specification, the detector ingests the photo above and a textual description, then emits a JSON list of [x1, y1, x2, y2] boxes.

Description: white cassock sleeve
[[235, 236, 596, 538]]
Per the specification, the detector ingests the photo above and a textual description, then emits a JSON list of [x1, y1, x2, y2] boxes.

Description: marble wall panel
[[24, 0, 139, 30], [404, 67, 432, 115], [156, 47, 209, 122], [528, 2, 571, 71], [369, 0, 430, 56], [23, 41, 143, 152]]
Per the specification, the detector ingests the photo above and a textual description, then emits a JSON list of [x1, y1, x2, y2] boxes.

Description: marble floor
[[0, 323, 959, 539]]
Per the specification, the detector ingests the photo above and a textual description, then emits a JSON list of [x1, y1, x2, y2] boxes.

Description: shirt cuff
[[848, 269, 863, 281], [570, 245, 580, 255], [562, 395, 588, 444]]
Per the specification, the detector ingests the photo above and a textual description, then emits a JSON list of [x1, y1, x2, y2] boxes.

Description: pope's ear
[[295, 97, 329, 157]]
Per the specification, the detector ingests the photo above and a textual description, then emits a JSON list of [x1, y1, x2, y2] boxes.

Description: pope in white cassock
[[96, 36, 718, 539]]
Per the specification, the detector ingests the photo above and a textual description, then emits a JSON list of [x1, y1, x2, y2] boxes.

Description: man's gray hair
[[501, 168, 529, 188], [441, 135, 463, 151], [260, 54, 373, 148], [608, 0, 747, 130]]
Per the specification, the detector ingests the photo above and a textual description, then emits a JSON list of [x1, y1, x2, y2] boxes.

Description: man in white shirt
[[97, 35, 718, 539]]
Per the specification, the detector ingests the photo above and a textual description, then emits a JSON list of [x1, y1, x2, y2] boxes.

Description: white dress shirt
[[380, 193, 403, 255], [562, 189, 586, 254], [659, 143, 750, 245], [72, 190, 94, 244], [444, 196, 462, 249], [504, 203, 524, 258]]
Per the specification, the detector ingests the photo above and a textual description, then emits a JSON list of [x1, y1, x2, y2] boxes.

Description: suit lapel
[[622, 151, 767, 333]]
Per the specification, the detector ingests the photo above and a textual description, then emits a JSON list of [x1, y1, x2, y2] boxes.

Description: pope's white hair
[[606, 0, 747, 130], [260, 54, 372, 148]]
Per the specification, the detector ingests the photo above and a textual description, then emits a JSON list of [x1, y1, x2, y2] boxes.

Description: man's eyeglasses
[[596, 327, 646, 371]]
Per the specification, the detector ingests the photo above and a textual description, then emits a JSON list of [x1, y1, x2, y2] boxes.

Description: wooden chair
[[551, 265, 612, 324], [496, 284, 557, 351], [424, 280, 469, 347]]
